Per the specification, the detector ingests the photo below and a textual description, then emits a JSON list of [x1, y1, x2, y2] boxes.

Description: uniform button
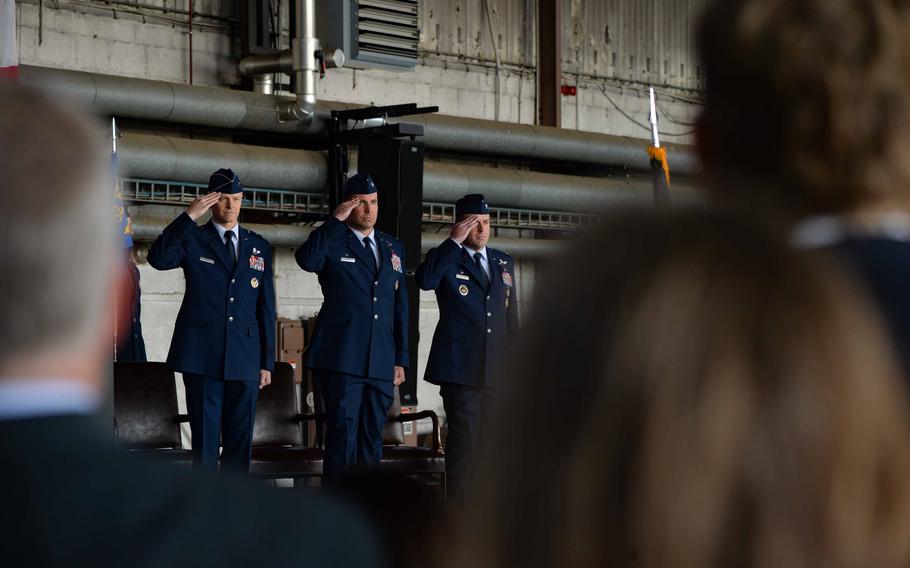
[[228, 316, 234, 322], [374, 281, 379, 286], [229, 297, 234, 303], [374, 314, 379, 320], [486, 295, 491, 300], [486, 328, 492, 333], [487, 312, 492, 317], [231, 278, 235, 284], [373, 297, 378, 302]]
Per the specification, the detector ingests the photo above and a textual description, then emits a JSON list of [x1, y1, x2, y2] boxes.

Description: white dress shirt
[[461, 243, 492, 281], [350, 226, 380, 267], [213, 221, 241, 260]]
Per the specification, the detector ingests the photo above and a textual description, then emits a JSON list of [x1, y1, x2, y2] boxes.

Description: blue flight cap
[[208, 168, 243, 194], [455, 194, 490, 218], [343, 172, 378, 197]]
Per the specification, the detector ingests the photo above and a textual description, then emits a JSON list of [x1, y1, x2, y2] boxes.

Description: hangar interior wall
[[14, 0, 703, 423]]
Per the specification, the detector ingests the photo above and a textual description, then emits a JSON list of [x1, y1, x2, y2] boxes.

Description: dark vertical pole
[[359, 139, 425, 406], [188, 0, 194, 85], [537, 0, 561, 127]]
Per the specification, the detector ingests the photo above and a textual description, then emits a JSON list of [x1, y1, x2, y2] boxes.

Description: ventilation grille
[[356, 0, 419, 62]]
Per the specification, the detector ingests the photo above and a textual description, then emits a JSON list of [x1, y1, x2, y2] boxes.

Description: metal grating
[[423, 202, 596, 230], [121, 179, 594, 231], [120, 179, 329, 214]]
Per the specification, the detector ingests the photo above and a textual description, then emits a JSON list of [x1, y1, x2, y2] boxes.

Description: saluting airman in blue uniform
[[416, 194, 518, 504], [148, 169, 276, 473], [296, 173, 409, 475]]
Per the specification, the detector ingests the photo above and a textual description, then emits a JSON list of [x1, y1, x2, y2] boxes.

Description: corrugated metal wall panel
[[420, 0, 706, 91]]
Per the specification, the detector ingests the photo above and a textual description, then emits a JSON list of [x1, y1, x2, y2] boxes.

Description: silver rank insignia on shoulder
[[250, 277, 259, 289], [458, 284, 469, 296], [253, 247, 261, 255]]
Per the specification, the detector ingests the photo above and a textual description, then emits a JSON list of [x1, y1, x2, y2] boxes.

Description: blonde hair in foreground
[[449, 208, 910, 568], [0, 86, 113, 370]]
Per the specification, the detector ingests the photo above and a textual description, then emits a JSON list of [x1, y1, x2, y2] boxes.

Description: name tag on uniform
[[456, 274, 470, 280], [341, 257, 356, 263], [199, 257, 215, 264]]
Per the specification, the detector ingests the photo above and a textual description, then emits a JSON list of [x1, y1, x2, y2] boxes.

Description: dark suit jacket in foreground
[[0, 414, 385, 568], [296, 217, 409, 381], [147, 213, 276, 381]]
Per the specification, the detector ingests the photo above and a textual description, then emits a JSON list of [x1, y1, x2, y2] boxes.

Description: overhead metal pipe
[[252, 73, 274, 95], [239, 50, 294, 77], [278, 0, 319, 122], [395, 113, 700, 174], [118, 133, 327, 191], [20, 65, 700, 174], [239, 48, 344, 77], [117, 133, 700, 210], [18, 66, 352, 135]]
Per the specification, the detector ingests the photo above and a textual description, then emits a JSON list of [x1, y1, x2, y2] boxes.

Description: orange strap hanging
[[647, 145, 671, 187]]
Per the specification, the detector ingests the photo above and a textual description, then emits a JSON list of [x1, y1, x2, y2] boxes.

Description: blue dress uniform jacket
[[416, 238, 518, 388], [147, 213, 276, 381], [296, 217, 409, 380]]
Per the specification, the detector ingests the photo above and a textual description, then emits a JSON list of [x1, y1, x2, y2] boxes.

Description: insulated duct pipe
[[129, 215, 561, 258], [118, 133, 327, 191], [20, 66, 700, 174], [18, 66, 348, 135], [116, 134, 699, 210], [278, 0, 319, 122]]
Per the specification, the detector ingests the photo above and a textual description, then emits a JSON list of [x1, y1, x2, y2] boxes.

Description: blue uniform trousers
[[183, 374, 258, 473], [440, 383, 492, 505], [316, 371, 394, 476]]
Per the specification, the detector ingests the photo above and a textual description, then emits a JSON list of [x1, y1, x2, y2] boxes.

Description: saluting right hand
[[186, 192, 221, 221], [333, 196, 361, 222], [449, 216, 479, 244]]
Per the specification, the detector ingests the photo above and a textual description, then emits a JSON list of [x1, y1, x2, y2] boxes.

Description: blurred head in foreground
[[0, 86, 114, 386], [451, 208, 910, 568], [697, 0, 910, 217]]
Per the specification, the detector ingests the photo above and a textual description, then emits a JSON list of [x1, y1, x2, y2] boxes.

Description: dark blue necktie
[[474, 252, 488, 284], [225, 230, 237, 270], [363, 236, 378, 270]]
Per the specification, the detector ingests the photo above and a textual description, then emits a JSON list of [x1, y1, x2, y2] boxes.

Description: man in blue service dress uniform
[[296, 173, 409, 476], [148, 168, 276, 473], [416, 194, 519, 504]]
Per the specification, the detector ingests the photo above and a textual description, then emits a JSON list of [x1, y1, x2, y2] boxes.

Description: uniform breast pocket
[[246, 324, 258, 338]]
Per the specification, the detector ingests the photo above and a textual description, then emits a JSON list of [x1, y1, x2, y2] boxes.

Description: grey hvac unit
[[317, 0, 419, 70]]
